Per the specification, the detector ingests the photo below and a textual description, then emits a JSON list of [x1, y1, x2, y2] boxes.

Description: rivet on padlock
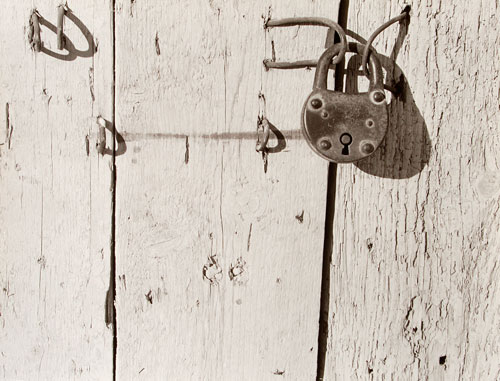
[[302, 42, 388, 163]]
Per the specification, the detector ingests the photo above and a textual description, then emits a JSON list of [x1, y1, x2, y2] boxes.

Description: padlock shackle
[[313, 42, 384, 91]]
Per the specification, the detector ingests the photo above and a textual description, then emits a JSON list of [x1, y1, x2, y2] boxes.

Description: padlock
[[302, 42, 388, 163]]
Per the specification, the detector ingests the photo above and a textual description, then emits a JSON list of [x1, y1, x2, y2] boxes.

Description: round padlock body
[[302, 88, 388, 163]]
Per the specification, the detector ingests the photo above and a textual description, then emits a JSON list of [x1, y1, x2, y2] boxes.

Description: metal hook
[[30, 10, 41, 52], [263, 17, 347, 70], [256, 117, 270, 152], [57, 4, 67, 50], [361, 7, 410, 78], [96, 116, 107, 155]]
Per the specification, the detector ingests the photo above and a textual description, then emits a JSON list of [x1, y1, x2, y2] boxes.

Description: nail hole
[[439, 356, 446, 365]]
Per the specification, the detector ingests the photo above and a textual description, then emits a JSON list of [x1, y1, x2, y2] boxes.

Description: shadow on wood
[[100, 117, 127, 157], [37, 8, 96, 61], [344, 18, 431, 179], [346, 55, 431, 179], [266, 121, 287, 154]]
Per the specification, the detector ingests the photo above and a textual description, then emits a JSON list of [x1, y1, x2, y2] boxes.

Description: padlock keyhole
[[340, 133, 352, 155]]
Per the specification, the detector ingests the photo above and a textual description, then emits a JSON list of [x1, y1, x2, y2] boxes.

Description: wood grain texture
[[0, 1, 113, 379], [114, 1, 340, 379], [326, 0, 500, 379]]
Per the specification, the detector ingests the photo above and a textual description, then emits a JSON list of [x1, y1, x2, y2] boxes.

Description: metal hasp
[[262, 9, 409, 163], [302, 42, 388, 163], [264, 17, 347, 69]]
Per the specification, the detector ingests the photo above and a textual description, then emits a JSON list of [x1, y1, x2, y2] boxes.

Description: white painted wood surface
[[3, 1, 499, 380], [114, 1, 339, 379], [0, 2, 113, 379], [326, 1, 500, 380]]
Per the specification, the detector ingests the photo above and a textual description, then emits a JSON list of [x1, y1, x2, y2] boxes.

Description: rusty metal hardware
[[29, 5, 69, 53], [96, 116, 107, 155], [29, 10, 42, 52], [260, 9, 411, 163], [256, 117, 270, 152], [57, 4, 67, 50], [256, 116, 270, 171], [361, 8, 411, 77], [263, 10, 410, 96], [263, 17, 347, 69], [302, 42, 387, 163]]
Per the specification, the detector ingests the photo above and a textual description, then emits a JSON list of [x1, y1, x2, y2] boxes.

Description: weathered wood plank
[[114, 1, 340, 379], [326, 0, 500, 379], [0, 2, 114, 379]]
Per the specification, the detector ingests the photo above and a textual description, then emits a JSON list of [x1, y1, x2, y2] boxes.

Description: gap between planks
[[110, 1, 118, 380], [316, 0, 350, 380]]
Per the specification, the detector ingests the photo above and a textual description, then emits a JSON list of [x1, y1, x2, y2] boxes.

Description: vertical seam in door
[[315, 1, 349, 380], [110, 0, 118, 379]]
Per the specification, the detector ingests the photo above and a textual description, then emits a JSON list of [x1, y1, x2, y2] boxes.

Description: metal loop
[[361, 8, 410, 77], [263, 59, 322, 70], [96, 116, 107, 155], [57, 4, 67, 50], [256, 117, 270, 152], [314, 42, 384, 91], [264, 17, 347, 68]]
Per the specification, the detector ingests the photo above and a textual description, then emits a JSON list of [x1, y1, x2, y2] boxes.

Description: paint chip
[[145, 290, 153, 304], [295, 210, 304, 223], [228, 257, 247, 284], [202, 255, 223, 284], [155, 32, 161, 55]]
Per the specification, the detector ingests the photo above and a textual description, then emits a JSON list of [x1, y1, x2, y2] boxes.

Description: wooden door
[[326, 0, 500, 380], [0, 1, 114, 380], [113, 1, 339, 379], [2, 0, 499, 380]]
